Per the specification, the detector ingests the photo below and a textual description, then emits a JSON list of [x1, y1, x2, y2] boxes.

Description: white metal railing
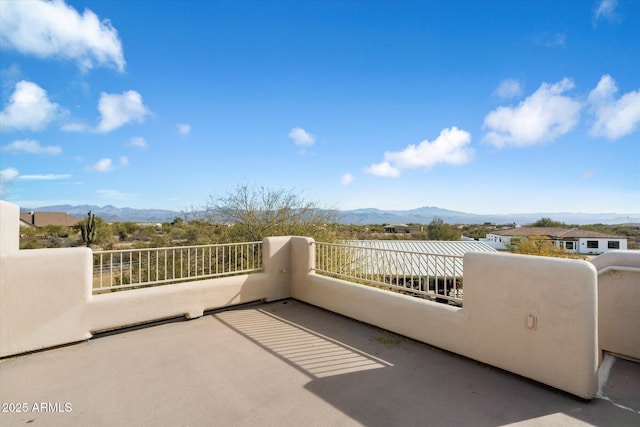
[[93, 242, 262, 293], [313, 242, 464, 305]]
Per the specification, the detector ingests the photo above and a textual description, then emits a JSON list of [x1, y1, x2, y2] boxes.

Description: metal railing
[[313, 242, 464, 305], [93, 242, 262, 293]]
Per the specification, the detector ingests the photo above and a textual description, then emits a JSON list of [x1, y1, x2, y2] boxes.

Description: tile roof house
[[484, 227, 627, 254]]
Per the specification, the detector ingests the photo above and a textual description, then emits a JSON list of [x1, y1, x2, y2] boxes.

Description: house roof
[[19, 211, 80, 227], [348, 240, 497, 256], [19, 218, 35, 228], [19, 212, 33, 224], [490, 227, 625, 240]]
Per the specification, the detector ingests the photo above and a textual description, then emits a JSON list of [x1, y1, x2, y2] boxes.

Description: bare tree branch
[[206, 184, 338, 242]]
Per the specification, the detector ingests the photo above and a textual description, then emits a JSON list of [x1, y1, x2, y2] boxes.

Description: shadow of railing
[[215, 305, 391, 379], [233, 301, 640, 427]]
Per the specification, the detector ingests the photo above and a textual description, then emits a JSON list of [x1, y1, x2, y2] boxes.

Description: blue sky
[[1, 0, 639, 214]]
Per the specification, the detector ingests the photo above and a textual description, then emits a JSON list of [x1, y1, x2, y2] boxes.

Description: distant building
[[384, 224, 423, 233], [483, 227, 627, 255], [19, 211, 80, 228], [19, 214, 35, 228]]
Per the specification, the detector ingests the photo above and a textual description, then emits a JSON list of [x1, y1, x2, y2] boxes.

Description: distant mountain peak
[[18, 204, 639, 225]]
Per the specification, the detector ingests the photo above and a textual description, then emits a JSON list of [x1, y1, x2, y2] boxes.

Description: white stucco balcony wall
[[290, 237, 599, 399], [2, 200, 639, 401], [591, 250, 640, 361]]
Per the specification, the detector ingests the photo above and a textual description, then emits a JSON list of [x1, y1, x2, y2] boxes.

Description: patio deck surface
[[1, 299, 639, 426]]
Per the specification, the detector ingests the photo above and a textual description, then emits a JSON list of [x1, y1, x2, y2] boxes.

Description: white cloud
[[341, 173, 354, 185], [86, 156, 130, 172], [60, 122, 89, 132], [0, 0, 125, 72], [96, 90, 150, 133], [177, 123, 191, 135], [365, 127, 474, 178], [3, 139, 61, 156], [0, 167, 19, 195], [128, 136, 148, 149], [19, 174, 71, 181], [288, 127, 315, 146], [594, 0, 619, 24], [0, 80, 64, 131], [96, 189, 135, 200], [581, 170, 596, 179], [535, 32, 566, 47], [363, 162, 401, 178], [87, 158, 114, 172], [588, 74, 640, 140], [0, 63, 22, 86], [483, 78, 582, 148], [0, 166, 70, 193], [494, 79, 523, 99]]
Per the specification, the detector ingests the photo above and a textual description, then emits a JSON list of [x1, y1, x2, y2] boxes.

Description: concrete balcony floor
[[1, 299, 639, 427]]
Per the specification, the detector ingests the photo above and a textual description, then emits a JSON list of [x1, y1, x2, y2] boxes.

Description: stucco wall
[[87, 236, 292, 333], [0, 247, 93, 357], [0, 244, 290, 357], [0, 200, 20, 254], [0, 200, 293, 357], [591, 251, 640, 360], [291, 239, 599, 399], [463, 252, 598, 399], [0, 202, 622, 399]]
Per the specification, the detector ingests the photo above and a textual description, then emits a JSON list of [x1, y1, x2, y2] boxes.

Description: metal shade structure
[[344, 240, 497, 278]]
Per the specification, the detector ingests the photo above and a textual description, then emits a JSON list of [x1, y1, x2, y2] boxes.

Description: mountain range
[[21, 204, 640, 226]]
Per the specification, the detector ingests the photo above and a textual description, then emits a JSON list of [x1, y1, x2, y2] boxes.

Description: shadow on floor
[[221, 300, 640, 427]]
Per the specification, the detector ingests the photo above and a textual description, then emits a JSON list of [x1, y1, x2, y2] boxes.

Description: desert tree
[[530, 217, 566, 228], [507, 234, 582, 259], [427, 217, 460, 241], [205, 184, 338, 242]]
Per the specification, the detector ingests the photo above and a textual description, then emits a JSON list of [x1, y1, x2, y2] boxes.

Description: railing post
[[261, 237, 293, 300], [290, 237, 315, 299]]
